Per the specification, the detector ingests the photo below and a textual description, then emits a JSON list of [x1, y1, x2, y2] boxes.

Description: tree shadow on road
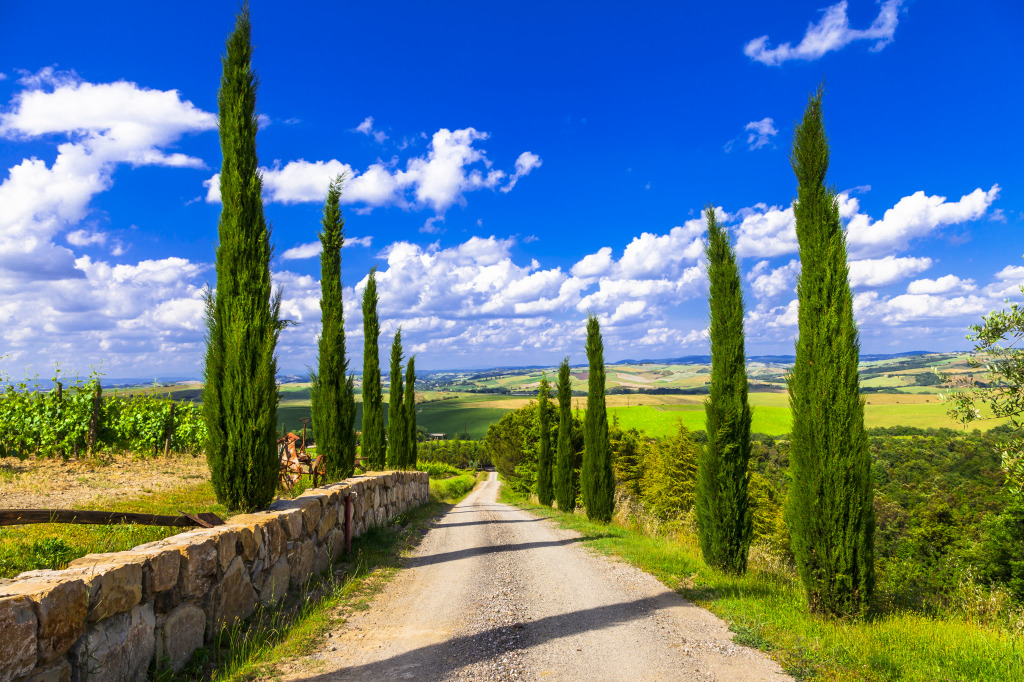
[[299, 593, 681, 681], [403, 535, 613, 569]]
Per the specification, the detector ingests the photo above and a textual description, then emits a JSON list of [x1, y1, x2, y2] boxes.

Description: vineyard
[[0, 369, 206, 459]]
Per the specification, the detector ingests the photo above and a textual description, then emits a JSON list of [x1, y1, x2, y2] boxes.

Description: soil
[[280, 472, 788, 681], [0, 452, 210, 509]]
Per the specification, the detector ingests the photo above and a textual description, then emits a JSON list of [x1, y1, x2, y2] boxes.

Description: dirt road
[[289, 472, 789, 681]]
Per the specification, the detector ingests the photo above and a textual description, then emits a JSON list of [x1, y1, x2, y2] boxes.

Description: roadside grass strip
[[0, 480, 226, 578], [500, 487, 1024, 681], [183, 471, 484, 681]]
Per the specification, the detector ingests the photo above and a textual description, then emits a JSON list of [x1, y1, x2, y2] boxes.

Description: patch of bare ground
[[0, 452, 210, 509]]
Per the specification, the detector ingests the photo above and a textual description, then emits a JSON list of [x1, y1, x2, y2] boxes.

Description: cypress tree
[[310, 175, 356, 480], [697, 206, 753, 574], [555, 359, 576, 512], [202, 5, 283, 512], [582, 314, 614, 522], [786, 87, 875, 617], [404, 356, 417, 469], [386, 329, 407, 469], [361, 269, 386, 470], [536, 373, 554, 506]]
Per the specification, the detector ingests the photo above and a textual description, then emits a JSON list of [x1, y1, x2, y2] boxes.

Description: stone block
[[312, 544, 329, 577], [326, 528, 345, 561], [0, 594, 38, 682], [154, 603, 204, 674], [69, 603, 154, 682], [315, 503, 336, 538], [227, 517, 264, 562], [268, 506, 303, 541], [0, 579, 87, 664], [257, 557, 289, 605], [174, 538, 217, 598], [288, 539, 314, 585], [212, 528, 239, 573], [64, 555, 143, 622], [128, 545, 180, 600], [16, 658, 70, 682], [208, 556, 256, 635]]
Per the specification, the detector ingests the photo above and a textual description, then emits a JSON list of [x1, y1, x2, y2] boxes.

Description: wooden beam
[[0, 509, 224, 528]]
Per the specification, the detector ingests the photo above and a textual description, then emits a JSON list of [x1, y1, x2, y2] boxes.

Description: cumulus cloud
[[0, 71, 215, 280], [734, 203, 797, 258], [907, 274, 976, 295], [846, 185, 1000, 257], [748, 259, 799, 299], [205, 128, 540, 218], [848, 255, 932, 288], [745, 118, 778, 150], [744, 0, 904, 66]]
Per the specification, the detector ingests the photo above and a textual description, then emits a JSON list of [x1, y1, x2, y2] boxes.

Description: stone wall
[[0, 471, 429, 682]]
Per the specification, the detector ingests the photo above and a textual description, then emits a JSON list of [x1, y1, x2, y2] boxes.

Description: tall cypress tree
[[361, 269, 386, 470], [582, 314, 614, 522], [202, 4, 282, 512], [310, 175, 356, 480], [404, 356, 417, 469], [786, 87, 874, 617], [697, 205, 753, 574], [555, 359, 576, 512], [536, 373, 554, 506], [386, 329, 407, 469]]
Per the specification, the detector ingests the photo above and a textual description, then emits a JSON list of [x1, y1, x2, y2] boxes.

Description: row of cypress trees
[[532, 89, 873, 617], [535, 314, 616, 522], [689, 88, 873, 617], [203, 6, 417, 516]]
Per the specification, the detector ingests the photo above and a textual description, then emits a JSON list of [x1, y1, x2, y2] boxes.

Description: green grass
[[415, 399, 512, 439], [609, 404, 793, 437], [500, 487, 1024, 681], [0, 481, 226, 578]]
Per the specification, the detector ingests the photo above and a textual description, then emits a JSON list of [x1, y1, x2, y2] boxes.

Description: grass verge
[[0, 481, 225, 578], [173, 472, 482, 681], [499, 486, 1024, 681]]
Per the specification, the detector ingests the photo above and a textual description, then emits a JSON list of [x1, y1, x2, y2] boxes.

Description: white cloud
[[907, 274, 976, 295], [734, 203, 797, 258], [354, 116, 387, 144], [745, 118, 778, 150], [204, 128, 538, 218], [500, 151, 542, 193], [66, 229, 107, 247], [615, 218, 705, 279], [846, 185, 1000, 257], [848, 255, 932, 288], [280, 235, 374, 260], [571, 247, 613, 279], [748, 259, 799, 299], [0, 72, 215, 279], [0, 72, 7, 81], [744, 0, 904, 66]]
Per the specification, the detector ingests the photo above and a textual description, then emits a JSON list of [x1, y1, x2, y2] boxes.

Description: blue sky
[[1, 0, 1021, 377]]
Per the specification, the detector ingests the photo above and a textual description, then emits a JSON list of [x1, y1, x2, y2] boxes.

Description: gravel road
[[288, 472, 789, 681]]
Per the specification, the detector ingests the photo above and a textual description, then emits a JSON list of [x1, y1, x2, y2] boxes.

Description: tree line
[[203, 6, 418, 513], [505, 87, 873, 618]]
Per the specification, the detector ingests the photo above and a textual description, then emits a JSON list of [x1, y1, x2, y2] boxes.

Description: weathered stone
[[315, 503, 336, 538], [0, 594, 38, 682], [326, 528, 345, 561], [15, 658, 70, 682], [69, 603, 154, 682], [256, 557, 289, 605], [227, 517, 264, 562], [64, 555, 143, 622], [270, 506, 304, 540], [0, 580, 86, 664], [131, 546, 180, 599], [312, 544, 329, 577], [288, 539, 314, 585], [208, 556, 256, 635], [154, 603, 204, 673], [212, 529, 239, 572], [174, 538, 217, 598]]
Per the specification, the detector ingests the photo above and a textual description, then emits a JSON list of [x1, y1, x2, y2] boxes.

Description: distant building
[[427, 433, 447, 441]]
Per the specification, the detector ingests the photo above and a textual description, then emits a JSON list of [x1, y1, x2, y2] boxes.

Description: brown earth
[[0, 453, 210, 509]]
